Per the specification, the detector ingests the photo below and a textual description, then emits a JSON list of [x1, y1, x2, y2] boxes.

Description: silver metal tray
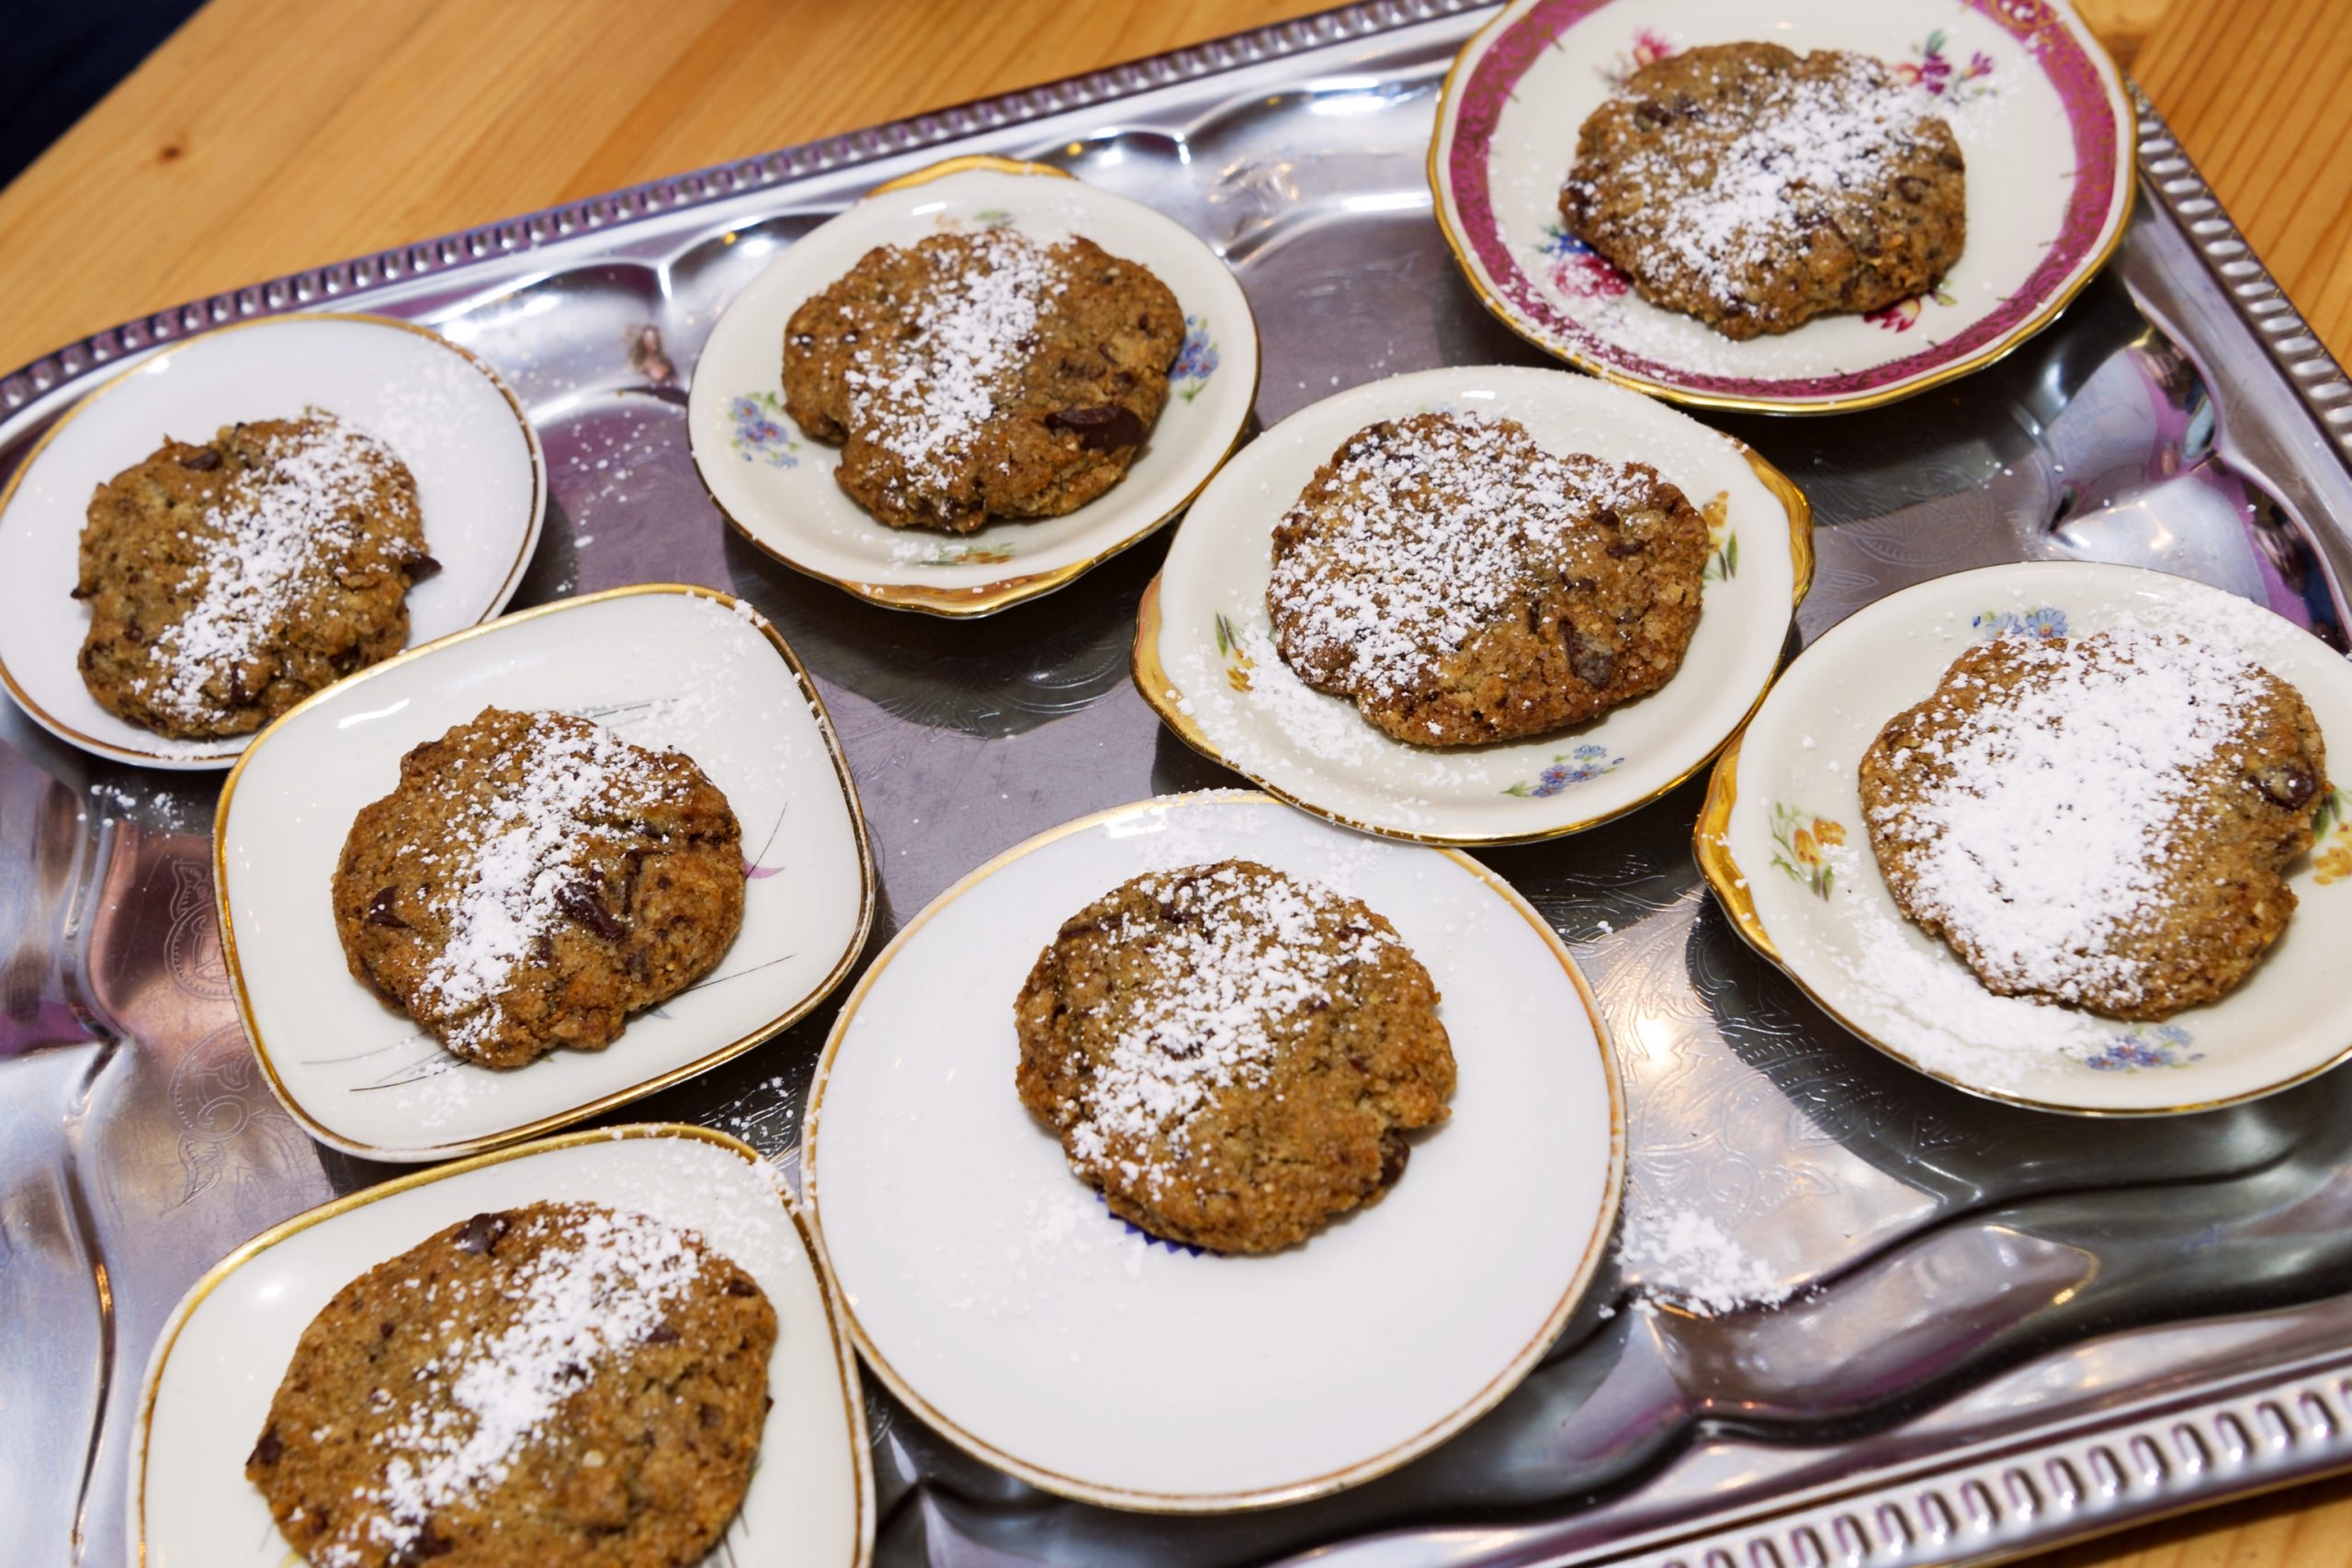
[[10, 3, 2352, 1563]]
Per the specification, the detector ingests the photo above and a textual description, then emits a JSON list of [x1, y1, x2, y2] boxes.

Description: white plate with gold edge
[[0, 312, 546, 770], [804, 792, 1624, 1511], [1430, 0, 2136, 413], [132, 1124, 874, 1568], [1136, 365, 1810, 846], [686, 155, 1259, 618], [213, 584, 875, 1162], [1697, 561, 2352, 1115]]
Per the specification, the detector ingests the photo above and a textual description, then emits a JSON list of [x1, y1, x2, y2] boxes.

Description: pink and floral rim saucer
[[1430, 0, 2137, 414]]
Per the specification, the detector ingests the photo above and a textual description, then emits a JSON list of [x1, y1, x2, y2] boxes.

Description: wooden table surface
[[6, 1, 2352, 1562]]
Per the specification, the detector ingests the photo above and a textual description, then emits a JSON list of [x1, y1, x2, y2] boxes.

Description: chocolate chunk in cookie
[[1014, 860, 1455, 1254], [782, 228, 1183, 533], [1563, 42, 1967, 339], [332, 707, 744, 1067]]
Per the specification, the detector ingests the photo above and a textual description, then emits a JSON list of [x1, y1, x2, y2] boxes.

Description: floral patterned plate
[[1136, 365, 1810, 845], [1430, 0, 2136, 412], [1698, 561, 2352, 1114], [686, 156, 1258, 617]]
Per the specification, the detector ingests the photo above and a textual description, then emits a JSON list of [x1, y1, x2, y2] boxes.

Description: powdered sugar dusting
[[842, 229, 1068, 514], [1064, 863, 1406, 1195], [1865, 629, 2270, 1012], [138, 413, 413, 725], [1614, 1201, 1794, 1317], [316, 1205, 708, 1565], [415, 714, 685, 1054], [1268, 412, 1654, 702]]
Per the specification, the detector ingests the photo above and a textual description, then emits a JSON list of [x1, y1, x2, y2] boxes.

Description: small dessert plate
[[133, 1123, 874, 1568], [214, 585, 875, 1160], [1430, 0, 2136, 412], [1136, 365, 1809, 845], [1698, 561, 2352, 1114], [687, 155, 1258, 617], [805, 792, 1624, 1510], [0, 313, 546, 769]]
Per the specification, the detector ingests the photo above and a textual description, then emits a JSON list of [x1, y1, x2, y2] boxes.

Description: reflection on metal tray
[[8, 3, 2352, 1564]]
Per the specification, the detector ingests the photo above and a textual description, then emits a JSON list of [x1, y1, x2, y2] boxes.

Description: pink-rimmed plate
[[1430, 0, 2136, 413]]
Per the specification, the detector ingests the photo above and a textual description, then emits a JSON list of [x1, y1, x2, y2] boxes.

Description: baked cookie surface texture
[[1562, 42, 1967, 340], [333, 707, 745, 1068], [1014, 859, 1455, 1254], [1268, 411, 1707, 747], [245, 1201, 776, 1568], [1860, 629, 2326, 1021], [781, 228, 1184, 533], [75, 412, 435, 739]]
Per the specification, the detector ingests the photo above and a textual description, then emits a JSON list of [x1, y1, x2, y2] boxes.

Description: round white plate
[[1136, 365, 1810, 845], [687, 156, 1259, 617], [1699, 562, 2352, 1114], [805, 792, 1624, 1510], [1430, 0, 2136, 412], [213, 585, 875, 1161], [0, 313, 546, 769], [132, 1124, 873, 1568]]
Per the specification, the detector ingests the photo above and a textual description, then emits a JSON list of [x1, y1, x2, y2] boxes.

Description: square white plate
[[132, 1125, 872, 1568], [214, 585, 874, 1159]]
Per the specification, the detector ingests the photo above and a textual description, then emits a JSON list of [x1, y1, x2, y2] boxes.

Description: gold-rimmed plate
[[1135, 365, 1809, 846], [803, 792, 1624, 1511], [685, 156, 1259, 617], [1430, 0, 2136, 413], [0, 313, 546, 769], [213, 584, 875, 1161], [133, 1124, 874, 1567], [1698, 561, 2352, 1115]]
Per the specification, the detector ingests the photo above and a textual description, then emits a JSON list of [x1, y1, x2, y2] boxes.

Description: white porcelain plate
[[1136, 366, 1810, 845], [214, 586, 874, 1160], [805, 793, 1624, 1510], [1431, 0, 2136, 412], [687, 157, 1258, 616], [0, 313, 546, 768], [1699, 562, 2352, 1114], [133, 1125, 873, 1568]]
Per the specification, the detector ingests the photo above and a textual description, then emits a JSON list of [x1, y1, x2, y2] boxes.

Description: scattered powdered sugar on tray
[[1614, 1199, 1795, 1317], [138, 414, 408, 726], [1864, 628, 2269, 1012], [333, 1205, 707, 1564], [1066, 863, 1404, 1196], [417, 716, 685, 1055], [844, 229, 1068, 505]]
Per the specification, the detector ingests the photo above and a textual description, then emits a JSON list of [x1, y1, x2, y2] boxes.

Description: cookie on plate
[[1859, 628, 2326, 1020], [74, 412, 435, 739], [782, 228, 1184, 533], [1267, 411, 1708, 746], [333, 707, 745, 1068], [245, 1201, 775, 1568], [1562, 42, 1967, 340], [1014, 859, 1454, 1254]]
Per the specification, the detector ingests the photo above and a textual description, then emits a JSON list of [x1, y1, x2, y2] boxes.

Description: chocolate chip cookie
[[1014, 860, 1455, 1254], [1268, 411, 1708, 746], [333, 707, 744, 1068], [1563, 42, 1967, 339], [782, 227, 1184, 533], [75, 412, 436, 739], [1860, 628, 2326, 1020], [246, 1201, 776, 1568]]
